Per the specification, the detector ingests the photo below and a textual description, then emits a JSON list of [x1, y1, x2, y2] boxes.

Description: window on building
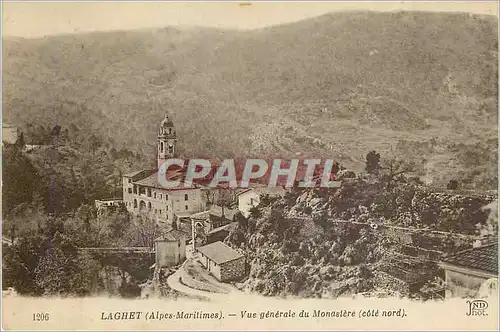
[[134, 199, 137, 208], [128, 179, 132, 183], [160, 194, 162, 199], [128, 188, 132, 194], [154, 192, 157, 199], [147, 188, 152, 197], [185, 205, 188, 210], [166, 206, 168, 211], [250, 198, 254, 205], [165, 194, 168, 200], [148, 202, 152, 210], [160, 142, 164, 152], [184, 194, 188, 201]]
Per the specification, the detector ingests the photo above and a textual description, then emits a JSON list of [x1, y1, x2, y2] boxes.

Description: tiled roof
[[123, 169, 157, 181], [190, 210, 211, 220], [154, 229, 189, 242], [207, 222, 238, 235], [441, 243, 498, 275], [134, 172, 162, 187], [208, 206, 239, 220], [197, 241, 244, 264], [133, 171, 198, 190], [236, 184, 287, 197], [124, 170, 148, 178], [96, 197, 122, 202]]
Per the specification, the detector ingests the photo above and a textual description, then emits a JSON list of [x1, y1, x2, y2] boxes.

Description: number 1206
[[33, 313, 50, 321]]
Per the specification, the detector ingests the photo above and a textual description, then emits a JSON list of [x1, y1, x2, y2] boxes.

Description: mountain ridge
[[2, 10, 498, 188]]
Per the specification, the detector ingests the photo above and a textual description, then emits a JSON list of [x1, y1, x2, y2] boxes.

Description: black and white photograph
[[1, 1, 498, 330]]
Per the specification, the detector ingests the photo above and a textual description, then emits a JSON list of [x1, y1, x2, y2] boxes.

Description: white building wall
[[155, 240, 184, 267], [123, 176, 134, 209], [123, 183, 205, 223], [237, 191, 260, 218], [2, 126, 18, 144]]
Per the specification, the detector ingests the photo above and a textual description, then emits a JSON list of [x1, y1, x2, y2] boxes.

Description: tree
[[3, 198, 48, 243], [216, 188, 237, 207], [2, 145, 39, 217], [365, 150, 381, 174], [479, 200, 498, 237], [51, 125, 62, 137], [34, 232, 101, 296], [124, 215, 160, 248], [447, 179, 459, 190], [381, 157, 415, 190], [203, 189, 216, 207], [17, 132, 25, 149], [2, 235, 45, 295]]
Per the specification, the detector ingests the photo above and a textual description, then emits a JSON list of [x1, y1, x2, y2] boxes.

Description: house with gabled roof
[[197, 241, 246, 282], [439, 242, 498, 298]]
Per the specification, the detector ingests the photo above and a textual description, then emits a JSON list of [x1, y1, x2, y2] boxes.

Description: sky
[[2, 1, 499, 38]]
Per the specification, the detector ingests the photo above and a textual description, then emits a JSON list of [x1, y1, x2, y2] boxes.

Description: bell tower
[[157, 113, 177, 169]]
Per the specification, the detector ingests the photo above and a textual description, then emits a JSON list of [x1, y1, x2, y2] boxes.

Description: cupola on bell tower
[[157, 113, 177, 169]]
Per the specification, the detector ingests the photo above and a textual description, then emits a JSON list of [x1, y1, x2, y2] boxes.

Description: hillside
[[3, 11, 498, 188], [225, 177, 497, 299]]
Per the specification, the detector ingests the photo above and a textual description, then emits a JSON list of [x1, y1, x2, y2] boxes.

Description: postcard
[[1, 1, 498, 330]]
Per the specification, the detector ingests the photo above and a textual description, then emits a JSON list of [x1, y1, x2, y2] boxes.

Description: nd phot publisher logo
[[466, 299, 488, 316]]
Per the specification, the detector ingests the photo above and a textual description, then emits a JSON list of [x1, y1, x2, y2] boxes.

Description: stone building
[[122, 115, 205, 224], [440, 242, 498, 298], [154, 229, 189, 267], [197, 241, 246, 282]]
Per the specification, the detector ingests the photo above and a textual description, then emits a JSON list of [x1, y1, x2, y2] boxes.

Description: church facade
[[122, 114, 205, 223]]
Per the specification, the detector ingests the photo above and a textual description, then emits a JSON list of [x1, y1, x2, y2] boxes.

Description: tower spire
[[157, 113, 177, 169]]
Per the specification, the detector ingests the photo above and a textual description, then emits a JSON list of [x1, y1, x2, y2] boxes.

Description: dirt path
[[165, 264, 227, 301]]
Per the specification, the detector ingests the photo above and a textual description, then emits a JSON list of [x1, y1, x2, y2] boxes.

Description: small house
[[439, 242, 498, 298], [236, 185, 287, 218], [197, 241, 245, 282], [154, 229, 189, 267]]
